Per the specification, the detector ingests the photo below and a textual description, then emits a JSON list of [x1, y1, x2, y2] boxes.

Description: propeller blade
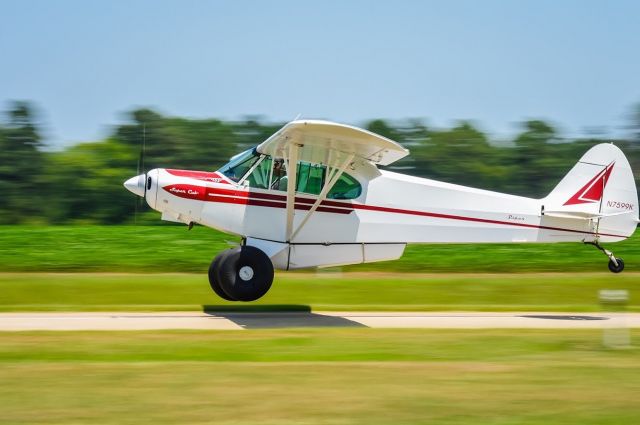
[[133, 123, 147, 224], [142, 123, 147, 197]]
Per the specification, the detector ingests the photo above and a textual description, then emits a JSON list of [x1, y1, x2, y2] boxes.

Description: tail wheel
[[608, 258, 625, 273], [217, 246, 274, 302], [208, 250, 236, 301], [586, 242, 626, 274]]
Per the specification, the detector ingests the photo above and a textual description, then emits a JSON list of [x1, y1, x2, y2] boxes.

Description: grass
[[0, 329, 638, 424], [0, 272, 637, 312], [2, 226, 638, 423], [2, 226, 637, 312], [1, 225, 640, 273]]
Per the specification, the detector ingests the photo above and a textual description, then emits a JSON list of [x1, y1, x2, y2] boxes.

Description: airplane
[[124, 120, 639, 301]]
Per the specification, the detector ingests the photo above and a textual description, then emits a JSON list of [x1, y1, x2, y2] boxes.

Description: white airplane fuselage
[[124, 121, 637, 300], [138, 152, 635, 270]]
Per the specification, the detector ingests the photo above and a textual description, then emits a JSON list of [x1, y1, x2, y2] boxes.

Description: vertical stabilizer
[[544, 143, 638, 240]]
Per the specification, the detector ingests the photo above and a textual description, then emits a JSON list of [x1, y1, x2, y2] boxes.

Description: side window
[[265, 159, 360, 200], [246, 157, 272, 189], [327, 173, 362, 200], [296, 162, 325, 195]]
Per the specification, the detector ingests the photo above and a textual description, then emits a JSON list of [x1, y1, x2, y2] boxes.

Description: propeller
[[124, 123, 151, 223], [134, 124, 146, 224]]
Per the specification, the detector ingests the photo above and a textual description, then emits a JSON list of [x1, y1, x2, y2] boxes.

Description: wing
[[256, 120, 409, 242], [256, 120, 409, 167]]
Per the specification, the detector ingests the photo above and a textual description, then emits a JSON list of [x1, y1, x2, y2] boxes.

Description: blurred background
[[1, 0, 640, 226], [1, 2, 640, 424], [1, 101, 640, 224]]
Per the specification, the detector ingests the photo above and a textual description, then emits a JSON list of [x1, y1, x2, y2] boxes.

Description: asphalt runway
[[0, 311, 638, 331]]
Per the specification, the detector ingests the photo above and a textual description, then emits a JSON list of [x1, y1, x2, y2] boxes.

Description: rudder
[[544, 143, 638, 240]]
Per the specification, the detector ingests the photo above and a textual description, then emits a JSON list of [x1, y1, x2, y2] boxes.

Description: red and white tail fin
[[544, 143, 638, 239]]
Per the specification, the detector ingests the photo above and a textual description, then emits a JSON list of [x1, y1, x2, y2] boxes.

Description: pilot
[[271, 159, 288, 191]]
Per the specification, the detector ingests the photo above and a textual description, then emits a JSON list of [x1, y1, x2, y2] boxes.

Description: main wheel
[[608, 257, 624, 273], [208, 250, 236, 301], [217, 246, 274, 302]]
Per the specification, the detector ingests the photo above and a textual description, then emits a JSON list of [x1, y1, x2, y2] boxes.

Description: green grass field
[[1, 272, 637, 312], [1, 225, 638, 312], [2, 225, 640, 273], [0, 329, 638, 424], [1, 226, 639, 424]]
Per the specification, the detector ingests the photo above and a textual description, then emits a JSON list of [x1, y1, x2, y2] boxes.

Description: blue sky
[[1, 0, 639, 147]]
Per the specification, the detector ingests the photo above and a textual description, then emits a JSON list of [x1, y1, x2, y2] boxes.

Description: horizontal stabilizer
[[543, 210, 637, 220]]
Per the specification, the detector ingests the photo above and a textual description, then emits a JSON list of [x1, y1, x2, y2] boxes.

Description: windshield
[[217, 148, 260, 182]]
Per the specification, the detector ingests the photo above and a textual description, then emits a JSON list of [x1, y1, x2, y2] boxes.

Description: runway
[[0, 311, 638, 331]]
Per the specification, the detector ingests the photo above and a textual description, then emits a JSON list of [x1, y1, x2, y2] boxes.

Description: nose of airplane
[[124, 174, 146, 197]]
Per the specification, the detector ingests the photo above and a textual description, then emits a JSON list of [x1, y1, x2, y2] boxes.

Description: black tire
[[608, 258, 625, 273], [217, 246, 274, 302], [208, 250, 236, 301]]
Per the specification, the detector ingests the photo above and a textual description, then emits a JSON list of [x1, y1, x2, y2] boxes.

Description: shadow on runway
[[519, 314, 608, 321], [202, 304, 311, 313], [202, 305, 367, 329]]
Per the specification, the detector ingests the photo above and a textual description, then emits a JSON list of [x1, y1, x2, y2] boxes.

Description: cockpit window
[[245, 156, 272, 189], [222, 149, 362, 200], [218, 148, 260, 182], [269, 159, 361, 200], [327, 172, 362, 199], [296, 162, 325, 195]]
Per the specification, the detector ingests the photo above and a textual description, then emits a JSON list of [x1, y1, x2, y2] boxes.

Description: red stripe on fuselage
[[209, 192, 351, 215], [163, 184, 353, 215], [347, 203, 624, 238], [162, 183, 626, 238], [205, 187, 354, 211]]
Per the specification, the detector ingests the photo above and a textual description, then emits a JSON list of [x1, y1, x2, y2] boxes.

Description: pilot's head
[[273, 159, 285, 175]]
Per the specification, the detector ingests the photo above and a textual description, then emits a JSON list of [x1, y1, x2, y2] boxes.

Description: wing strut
[[285, 143, 300, 242], [290, 153, 354, 241]]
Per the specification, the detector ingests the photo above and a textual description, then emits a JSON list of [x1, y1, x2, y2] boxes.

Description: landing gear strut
[[586, 241, 625, 273], [208, 246, 274, 301]]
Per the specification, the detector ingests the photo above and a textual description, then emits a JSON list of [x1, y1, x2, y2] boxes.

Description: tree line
[[0, 101, 638, 224]]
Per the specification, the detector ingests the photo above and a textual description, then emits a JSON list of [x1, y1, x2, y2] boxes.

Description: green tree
[[512, 120, 563, 197], [410, 121, 510, 191], [45, 139, 137, 223], [365, 119, 402, 142], [630, 103, 640, 144], [368, 119, 430, 175], [2, 101, 636, 224], [0, 101, 45, 223]]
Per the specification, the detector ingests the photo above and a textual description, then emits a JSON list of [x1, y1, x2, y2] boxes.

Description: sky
[[1, 0, 639, 147]]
